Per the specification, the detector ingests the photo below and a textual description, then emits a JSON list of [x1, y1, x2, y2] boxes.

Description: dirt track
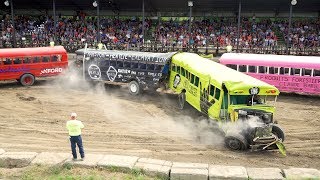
[[0, 74, 319, 169]]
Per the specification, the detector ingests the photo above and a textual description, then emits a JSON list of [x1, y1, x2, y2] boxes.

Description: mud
[[0, 74, 319, 169]]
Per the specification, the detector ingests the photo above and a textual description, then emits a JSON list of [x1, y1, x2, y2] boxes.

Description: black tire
[[128, 81, 141, 95], [272, 124, 285, 142], [178, 92, 186, 109], [20, 74, 35, 86], [225, 132, 248, 151]]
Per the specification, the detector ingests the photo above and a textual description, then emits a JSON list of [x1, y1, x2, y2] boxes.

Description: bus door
[[207, 83, 222, 119], [199, 78, 210, 115]]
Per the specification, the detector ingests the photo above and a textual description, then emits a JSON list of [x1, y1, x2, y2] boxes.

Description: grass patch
[[2, 165, 162, 180]]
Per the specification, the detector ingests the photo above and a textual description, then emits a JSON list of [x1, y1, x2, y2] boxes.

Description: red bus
[[0, 46, 68, 86]]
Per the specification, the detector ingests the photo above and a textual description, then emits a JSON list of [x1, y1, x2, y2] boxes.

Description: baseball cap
[[70, 112, 77, 117]]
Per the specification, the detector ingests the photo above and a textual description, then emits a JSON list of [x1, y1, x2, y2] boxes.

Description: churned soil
[[0, 74, 319, 169]]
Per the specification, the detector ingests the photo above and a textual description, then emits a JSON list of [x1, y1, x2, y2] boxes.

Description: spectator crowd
[[1, 13, 319, 53]]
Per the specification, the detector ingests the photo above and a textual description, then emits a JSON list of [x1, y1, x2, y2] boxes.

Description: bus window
[[33, 57, 40, 63], [279, 67, 290, 75], [155, 65, 162, 71], [51, 55, 58, 62], [248, 66, 257, 73], [191, 74, 195, 84], [131, 62, 138, 69], [171, 64, 176, 72], [210, 85, 215, 96], [147, 64, 155, 70], [185, 70, 189, 79], [314, 69, 320, 77], [258, 66, 267, 73], [194, 76, 199, 87], [110, 60, 117, 67], [42, 56, 50, 63], [238, 65, 247, 72], [302, 68, 312, 76], [176, 66, 181, 74], [4, 58, 12, 65], [215, 88, 221, 100], [291, 68, 301, 76], [181, 67, 185, 77], [124, 61, 131, 68], [139, 63, 147, 70], [14, 58, 22, 64], [117, 61, 124, 68], [24, 57, 31, 64], [226, 64, 237, 70]]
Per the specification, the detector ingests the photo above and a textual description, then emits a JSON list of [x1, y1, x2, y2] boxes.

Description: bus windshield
[[230, 95, 277, 106]]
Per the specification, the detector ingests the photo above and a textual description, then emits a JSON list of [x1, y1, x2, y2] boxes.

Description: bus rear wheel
[[178, 92, 186, 109], [128, 80, 141, 95], [20, 74, 35, 86], [225, 132, 248, 151]]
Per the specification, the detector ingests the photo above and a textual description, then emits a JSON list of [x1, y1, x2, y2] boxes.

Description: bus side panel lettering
[[255, 74, 320, 94]]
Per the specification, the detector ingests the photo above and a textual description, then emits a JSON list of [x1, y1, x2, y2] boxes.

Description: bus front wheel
[[128, 80, 141, 95], [272, 124, 285, 142], [178, 92, 186, 109], [225, 132, 248, 151], [20, 74, 35, 86]]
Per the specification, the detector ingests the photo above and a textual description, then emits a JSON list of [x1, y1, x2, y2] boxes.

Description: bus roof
[[172, 52, 279, 95], [219, 53, 320, 69], [76, 48, 176, 64], [0, 46, 67, 58]]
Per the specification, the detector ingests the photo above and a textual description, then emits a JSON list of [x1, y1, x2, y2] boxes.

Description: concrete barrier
[[97, 154, 139, 172], [246, 167, 284, 180], [283, 168, 320, 179], [209, 165, 248, 180], [170, 162, 208, 180], [0, 152, 37, 168], [31, 152, 71, 165], [65, 154, 104, 167], [134, 158, 172, 179], [0, 148, 319, 179]]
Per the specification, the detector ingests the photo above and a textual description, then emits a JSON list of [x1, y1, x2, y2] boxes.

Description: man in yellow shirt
[[66, 112, 85, 160]]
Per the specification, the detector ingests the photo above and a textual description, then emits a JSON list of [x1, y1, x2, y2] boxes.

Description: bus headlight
[[262, 113, 272, 124]]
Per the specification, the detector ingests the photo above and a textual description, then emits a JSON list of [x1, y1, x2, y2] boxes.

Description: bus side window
[[131, 62, 138, 69], [259, 66, 267, 73], [14, 58, 22, 64], [215, 88, 221, 100], [239, 65, 247, 72], [124, 61, 131, 68], [210, 85, 215, 96], [110, 60, 117, 67], [42, 56, 50, 63], [191, 73, 195, 84], [279, 67, 285, 75], [24, 57, 31, 64], [147, 64, 154, 70], [248, 65, 257, 73], [33, 57, 40, 63], [302, 68, 312, 76], [4, 58, 12, 65], [139, 62, 146, 70], [176, 66, 180, 74], [117, 61, 124, 68], [155, 65, 162, 71], [314, 69, 320, 77], [194, 76, 199, 87], [226, 64, 237, 70], [181, 67, 185, 77], [185, 70, 189, 79], [51, 55, 59, 62], [171, 64, 176, 72], [292, 68, 301, 76]]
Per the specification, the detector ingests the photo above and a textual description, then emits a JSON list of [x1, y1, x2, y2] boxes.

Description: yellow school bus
[[168, 52, 285, 152]]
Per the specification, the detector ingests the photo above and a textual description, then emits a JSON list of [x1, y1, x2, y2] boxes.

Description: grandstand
[[0, 0, 319, 55]]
